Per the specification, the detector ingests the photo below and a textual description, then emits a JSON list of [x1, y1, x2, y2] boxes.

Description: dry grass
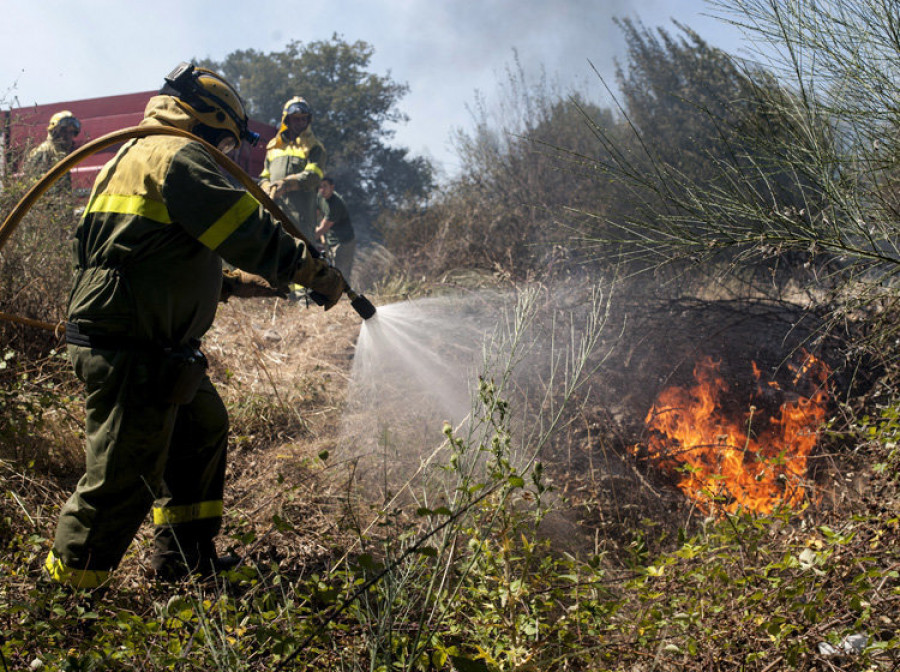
[[0, 294, 368, 595], [203, 296, 369, 575]]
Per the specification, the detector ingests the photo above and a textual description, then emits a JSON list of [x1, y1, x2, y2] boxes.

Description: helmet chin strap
[[192, 123, 237, 152]]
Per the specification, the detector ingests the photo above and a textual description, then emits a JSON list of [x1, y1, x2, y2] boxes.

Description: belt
[[65, 322, 200, 351], [64, 322, 133, 349]]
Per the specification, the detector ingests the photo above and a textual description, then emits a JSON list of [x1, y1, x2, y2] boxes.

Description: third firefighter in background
[[316, 176, 356, 282]]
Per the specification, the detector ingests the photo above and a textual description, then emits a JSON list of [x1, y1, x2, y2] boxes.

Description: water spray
[[0, 124, 376, 331]]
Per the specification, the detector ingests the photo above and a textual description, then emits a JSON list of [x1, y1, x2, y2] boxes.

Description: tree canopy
[[569, 19, 838, 279], [203, 35, 434, 238]]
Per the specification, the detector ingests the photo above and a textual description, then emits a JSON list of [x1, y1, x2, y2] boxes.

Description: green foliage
[[203, 36, 434, 237], [0, 349, 81, 472], [615, 17, 752, 177], [576, 19, 836, 281], [621, 505, 899, 669], [381, 60, 617, 280], [855, 402, 900, 489], [5, 494, 896, 671], [0, 178, 74, 357], [0, 177, 82, 470], [0, 288, 898, 671], [569, 3, 900, 324]]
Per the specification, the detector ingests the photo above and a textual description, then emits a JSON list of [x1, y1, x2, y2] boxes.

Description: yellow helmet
[[47, 110, 81, 136], [278, 96, 313, 138], [160, 62, 259, 151], [282, 97, 312, 122]]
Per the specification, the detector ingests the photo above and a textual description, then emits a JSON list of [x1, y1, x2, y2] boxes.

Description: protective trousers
[[330, 238, 356, 283], [46, 345, 228, 588]]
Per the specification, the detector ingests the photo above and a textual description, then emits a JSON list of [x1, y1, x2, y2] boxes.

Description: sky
[[1, 1, 751, 179]]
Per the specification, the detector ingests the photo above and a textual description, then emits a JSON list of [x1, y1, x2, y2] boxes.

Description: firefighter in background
[[258, 97, 326, 244], [44, 62, 345, 589], [316, 176, 356, 282], [24, 110, 80, 194]]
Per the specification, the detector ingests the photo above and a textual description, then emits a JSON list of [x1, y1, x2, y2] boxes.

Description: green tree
[[381, 56, 619, 280], [614, 18, 754, 184], [204, 35, 434, 239], [578, 20, 837, 285]]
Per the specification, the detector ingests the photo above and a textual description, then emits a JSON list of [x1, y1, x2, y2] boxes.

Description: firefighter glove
[[266, 180, 282, 198], [220, 269, 287, 302], [293, 257, 345, 310]]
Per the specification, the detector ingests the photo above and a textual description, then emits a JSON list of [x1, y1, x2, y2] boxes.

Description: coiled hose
[[0, 125, 375, 333]]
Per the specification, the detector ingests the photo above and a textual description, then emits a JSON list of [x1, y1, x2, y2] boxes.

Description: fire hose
[[0, 125, 376, 334]]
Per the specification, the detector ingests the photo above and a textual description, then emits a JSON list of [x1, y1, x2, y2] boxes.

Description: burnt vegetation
[[2, 6, 900, 670]]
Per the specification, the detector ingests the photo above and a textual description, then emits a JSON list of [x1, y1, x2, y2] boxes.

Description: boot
[[151, 528, 241, 583], [152, 549, 242, 583], [194, 539, 242, 578]]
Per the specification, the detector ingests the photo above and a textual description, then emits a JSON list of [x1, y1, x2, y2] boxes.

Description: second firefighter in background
[[258, 97, 325, 244], [24, 110, 81, 197]]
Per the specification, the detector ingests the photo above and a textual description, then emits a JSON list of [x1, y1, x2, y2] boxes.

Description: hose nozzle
[[347, 290, 377, 320], [309, 288, 375, 319]]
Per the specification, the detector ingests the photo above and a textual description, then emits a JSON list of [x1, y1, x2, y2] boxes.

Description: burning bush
[[641, 351, 831, 514]]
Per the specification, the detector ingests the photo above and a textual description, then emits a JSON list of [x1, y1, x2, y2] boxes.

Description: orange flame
[[641, 351, 831, 514]]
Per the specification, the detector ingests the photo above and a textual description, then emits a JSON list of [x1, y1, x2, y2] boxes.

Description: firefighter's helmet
[[160, 62, 259, 151], [47, 110, 81, 137], [282, 97, 312, 124]]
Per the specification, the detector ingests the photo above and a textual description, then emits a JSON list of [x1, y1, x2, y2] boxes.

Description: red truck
[[1, 90, 276, 194]]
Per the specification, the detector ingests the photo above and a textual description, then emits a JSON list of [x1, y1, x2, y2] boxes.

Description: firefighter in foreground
[[258, 96, 326, 243], [44, 63, 345, 588], [24, 110, 81, 194]]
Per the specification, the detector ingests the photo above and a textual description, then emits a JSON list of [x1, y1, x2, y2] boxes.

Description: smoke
[[371, 0, 697, 172], [389, 0, 630, 80], [0, 0, 738, 176], [333, 283, 616, 505]]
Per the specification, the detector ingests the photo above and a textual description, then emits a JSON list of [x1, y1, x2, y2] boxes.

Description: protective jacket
[[258, 99, 326, 242], [47, 95, 322, 588], [68, 95, 313, 344], [24, 134, 72, 194]]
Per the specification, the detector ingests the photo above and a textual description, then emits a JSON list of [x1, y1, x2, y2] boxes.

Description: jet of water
[[337, 293, 508, 485]]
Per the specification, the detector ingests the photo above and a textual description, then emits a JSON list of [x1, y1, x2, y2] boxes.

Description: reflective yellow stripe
[[267, 146, 308, 160], [153, 499, 224, 525], [85, 193, 172, 224], [196, 193, 259, 250], [305, 162, 323, 179], [45, 550, 109, 589]]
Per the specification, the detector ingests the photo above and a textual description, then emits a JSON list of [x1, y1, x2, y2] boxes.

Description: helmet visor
[[57, 116, 81, 135], [285, 101, 311, 117]]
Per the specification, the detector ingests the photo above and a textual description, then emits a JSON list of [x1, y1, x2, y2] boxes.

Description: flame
[[641, 351, 831, 514]]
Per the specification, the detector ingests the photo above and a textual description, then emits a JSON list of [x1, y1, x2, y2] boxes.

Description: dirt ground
[[208, 293, 362, 437]]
